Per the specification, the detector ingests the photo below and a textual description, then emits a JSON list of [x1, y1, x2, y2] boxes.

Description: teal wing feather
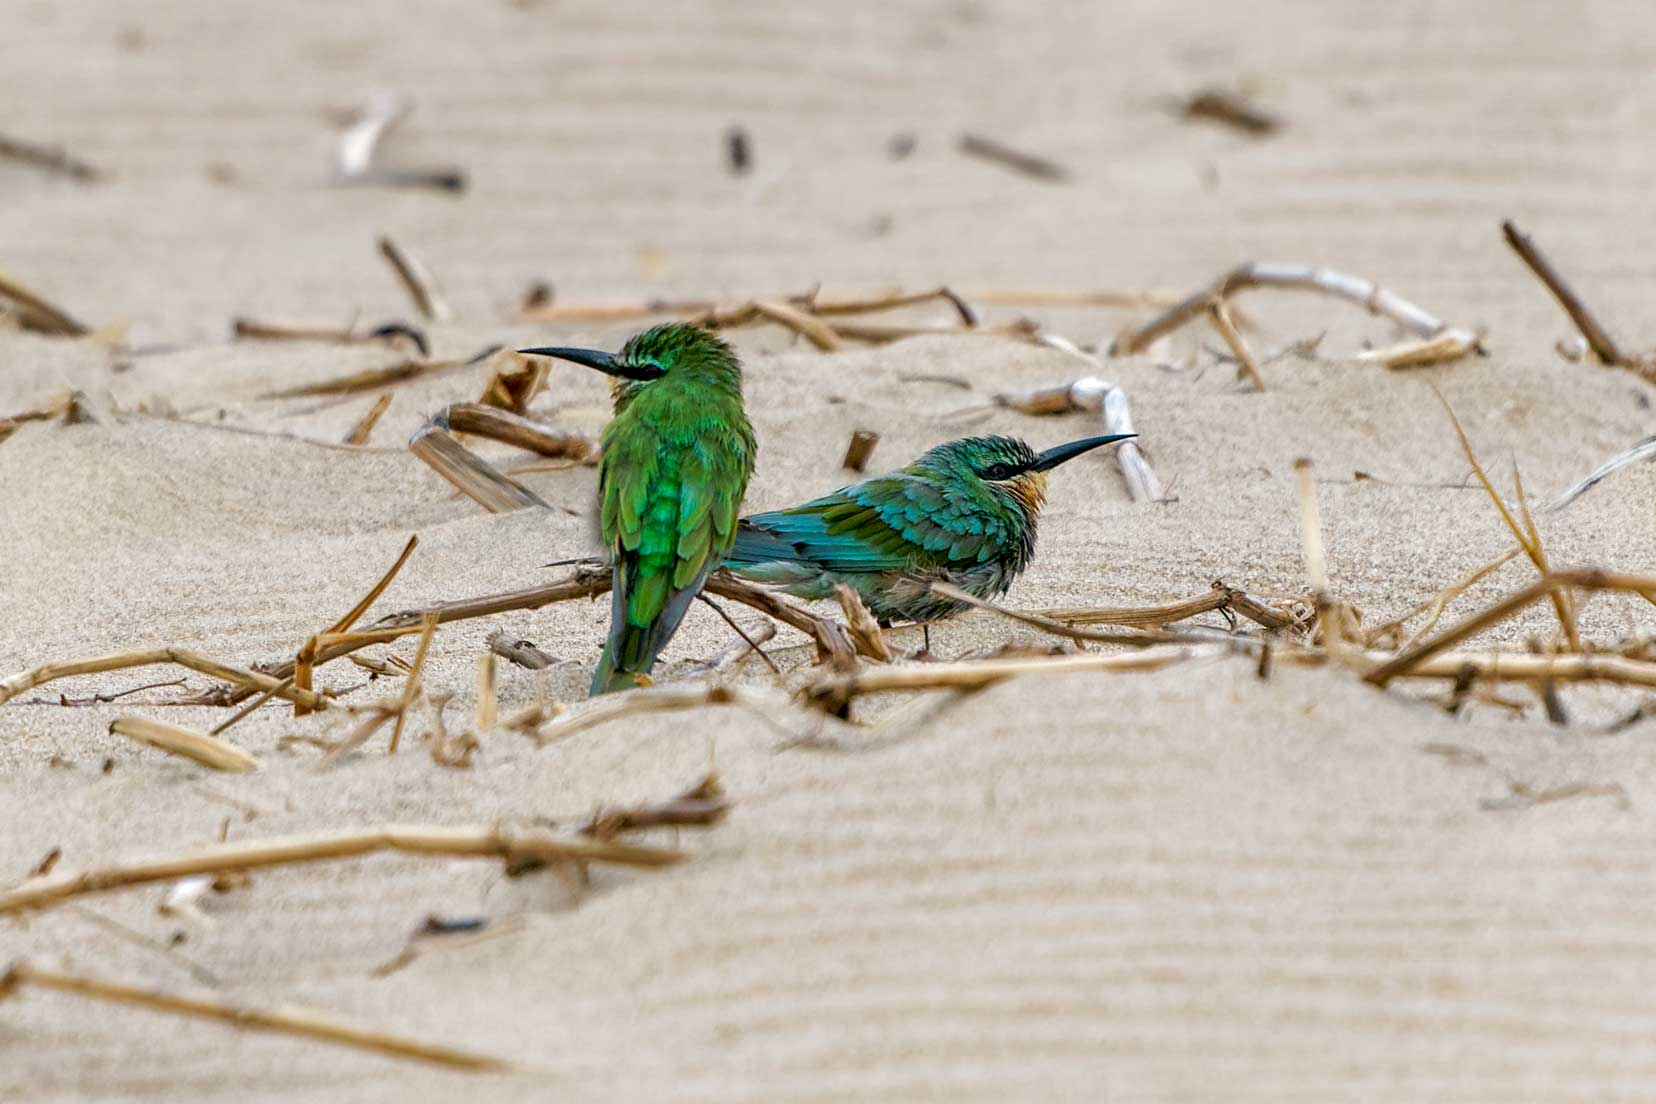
[[595, 415, 752, 692], [729, 472, 1004, 573]]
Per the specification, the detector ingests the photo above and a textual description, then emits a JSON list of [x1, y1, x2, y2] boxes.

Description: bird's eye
[[982, 463, 1016, 480]]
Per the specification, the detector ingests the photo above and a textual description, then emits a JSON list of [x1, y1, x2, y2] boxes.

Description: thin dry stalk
[[0, 962, 512, 1071], [1207, 300, 1266, 390], [1501, 219, 1627, 367], [580, 774, 729, 839], [1434, 390, 1579, 650], [108, 716, 256, 773], [1355, 330, 1481, 369], [210, 676, 293, 736], [697, 596, 783, 675], [377, 236, 451, 323], [388, 614, 439, 753], [409, 421, 549, 512], [1110, 262, 1474, 358], [296, 534, 419, 717], [0, 266, 88, 336], [964, 288, 1179, 311], [834, 586, 893, 662], [1033, 581, 1299, 631], [1179, 88, 1282, 135], [803, 645, 1209, 709], [1365, 545, 1524, 649], [0, 822, 683, 916], [486, 630, 556, 671], [0, 649, 327, 710], [534, 683, 785, 743], [0, 132, 101, 181], [842, 429, 879, 472], [1546, 434, 1656, 513], [931, 582, 1197, 647], [1365, 569, 1656, 686], [438, 403, 600, 463], [344, 393, 393, 445], [750, 300, 844, 351], [261, 356, 468, 400], [958, 132, 1068, 181], [476, 655, 497, 731], [232, 318, 430, 357], [805, 287, 979, 325]]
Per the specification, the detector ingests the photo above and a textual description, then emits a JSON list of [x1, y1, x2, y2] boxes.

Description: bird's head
[[518, 322, 739, 401], [918, 433, 1136, 518]]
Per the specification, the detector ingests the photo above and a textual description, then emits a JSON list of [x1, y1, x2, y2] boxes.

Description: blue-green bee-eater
[[723, 433, 1132, 625], [520, 323, 755, 695]]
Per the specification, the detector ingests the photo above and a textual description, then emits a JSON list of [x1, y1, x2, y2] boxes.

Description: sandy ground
[[6, 1, 1656, 1099]]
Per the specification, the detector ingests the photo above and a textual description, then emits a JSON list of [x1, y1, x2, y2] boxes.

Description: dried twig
[[697, 595, 783, 675], [749, 300, 843, 351], [476, 655, 497, 731], [437, 403, 600, 464], [0, 266, 89, 336], [232, 318, 430, 357], [1355, 330, 1482, 369], [0, 649, 327, 710], [1110, 262, 1475, 359], [580, 774, 729, 838], [260, 353, 479, 399], [486, 630, 556, 670], [1207, 299, 1266, 390], [0, 823, 683, 916], [0, 962, 512, 1071], [1033, 581, 1300, 631], [834, 586, 893, 662], [841, 429, 879, 473], [377, 236, 452, 323], [1178, 88, 1282, 135], [1501, 219, 1627, 367], [0, 132, 102, 181], [343, 393, 393, 445], [958, 132, 1068, 181], [534, 683, 786, 743], [388, 614, 438, 754], [409, 419, 550, 512], [108, 716, 258, 774], [1365, 545, 1524, 649], [1545, 434, 1656, 513]]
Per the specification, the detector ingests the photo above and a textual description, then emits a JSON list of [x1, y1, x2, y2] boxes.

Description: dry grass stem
[[1434, 389, 1579, 649], [409, 420, 550, 512], [580, 774, 729, 839], [841, 429, 879, 472], [0, 266, 89, 336], [1179, 88, 1282, 135], [437, 403, 600, 463], [0, 962, 512, 1071], [1354, 330, 1481, 369], [1501, 219, 1628, 367], [344, 392, 394, 445], [0, 649, 327, 710], [108, 716, 258, 773], [1545, 434, 1656, 513], [377, 235, 452, 322], [750, 299, 844, 350], [0, 132, 101, 180], [261, 353, 474, 399], [232, 318, 430, 357], [388, 614, 439, 754], [697, 596, 783, 675], [1207, 300, 1266, 390], [931, 581, 1210, 647], [534, 683, 786, 743], [209, 676, 294, 736], [476, 655, 498, 731], [486, 630, 556, 670], [1110, 262, 1475, 359], [964, 288, 1180, 311], [958, 132, 1068, 181], [803, 645, 1209, 709], [0, 822, 684, 916], [835, 586, 894, 662], [1366, 545, 1525, 649], [1034, 581, 1301, 632]]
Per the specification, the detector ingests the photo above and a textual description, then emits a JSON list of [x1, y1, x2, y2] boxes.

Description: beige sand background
[[6, 1, 1656, 1099]]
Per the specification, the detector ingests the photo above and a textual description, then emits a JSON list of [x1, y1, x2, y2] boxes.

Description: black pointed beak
[[516, 346, 664, 381], [1031, 433, 1136, 473]]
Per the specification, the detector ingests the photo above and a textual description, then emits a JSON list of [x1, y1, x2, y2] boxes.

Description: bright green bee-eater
[[520, 323, 755, 695], [722, 433, 1133, 627]]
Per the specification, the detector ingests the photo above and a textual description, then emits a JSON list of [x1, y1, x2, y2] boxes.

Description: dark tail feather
[[723, 517, 801, 567], [589, 562, 716, 696]]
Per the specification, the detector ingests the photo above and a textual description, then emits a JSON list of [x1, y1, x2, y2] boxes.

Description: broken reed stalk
[[842, 429, 879, 472], [1206, 300, 1266, 390], [1179, 88, 1282, 135], [1109, 262, 1476, 360], [803, 645, 1210, 708], [0, 132, 101, 181], [580, 774, 729, 839], [0, 649, 328, 710], [1032, 581, 1300, 631], [1365, 568, 1656, 687], [1293, 458, 1354, 654], [260, 355, 469, 399], [696, 595, 783, 675], [487, 630, 555, 670], [930, 581, 1213, 647], [108, 716, 258, 773], [438, 403, 600, 463], [476, 654, 497, 731], [750, 300, 843, 351], [1434, 389, 1580, 650], [0, 962, 512, 1072], [344, 392, 393, 445], [296, 534, 420, 717], [388, 614, 438, 753], [1545, 434, 1656, 513], [377, 236, 451, 322], [408, 420, 550, 512], [1365, 545, 1525, 648], [1501, 219, 1628, 367], [0, 823, 684, 916], [535, 683, 786, 743], [957, 132, 1069, 181], [0, 266, 89, 336], [834, 586, 893, 662]]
